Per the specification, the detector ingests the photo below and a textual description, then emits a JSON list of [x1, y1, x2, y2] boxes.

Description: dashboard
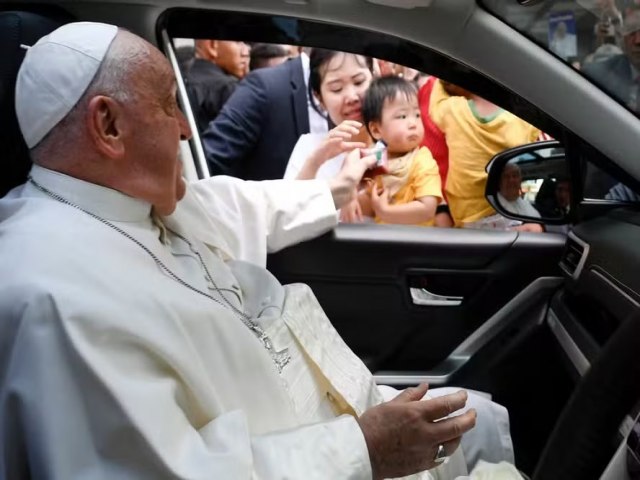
[[545, 209, 640, 479]]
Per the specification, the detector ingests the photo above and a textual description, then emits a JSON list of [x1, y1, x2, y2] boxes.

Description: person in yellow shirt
[[354, 76, 442, 226], [430, 80, 541, 227]]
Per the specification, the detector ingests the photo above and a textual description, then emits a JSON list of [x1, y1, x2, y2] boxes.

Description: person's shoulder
[[414, 146, 437, 163], [233, 59, 300, 100], [495, 113, 539, 141], [0, 194, 59, 238], [444, 95, 469, 115], [411, 147, 439, 174], [186, 59, 226, 83], [0, 201, 91, 301], [583, 54, 628, 77], [247, 56, 301, 83]]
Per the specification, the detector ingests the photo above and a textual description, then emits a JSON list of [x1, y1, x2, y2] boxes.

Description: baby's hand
[[370, 183, 391, 216], [309, 120, 367, 167]]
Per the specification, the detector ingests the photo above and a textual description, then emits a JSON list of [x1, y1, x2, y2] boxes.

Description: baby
[[356, 76, 442, 226]]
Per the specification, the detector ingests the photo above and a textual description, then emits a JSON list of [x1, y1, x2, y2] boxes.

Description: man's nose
[[178, 109, 192, 141]]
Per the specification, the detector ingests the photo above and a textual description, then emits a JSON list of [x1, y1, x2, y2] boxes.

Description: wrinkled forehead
[[503, 163, 522, 176], [131, 41, 176, 93]]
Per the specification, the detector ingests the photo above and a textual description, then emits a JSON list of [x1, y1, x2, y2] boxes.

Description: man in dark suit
[[186, 40, 250, 132], [583, 9, 640, 113], [201, 54, 327, 180]]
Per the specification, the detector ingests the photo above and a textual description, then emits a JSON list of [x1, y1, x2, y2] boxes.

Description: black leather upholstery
[[0, 11, 66, 197]]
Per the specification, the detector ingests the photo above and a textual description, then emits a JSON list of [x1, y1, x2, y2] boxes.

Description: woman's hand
[[309, 120, 367, 167]]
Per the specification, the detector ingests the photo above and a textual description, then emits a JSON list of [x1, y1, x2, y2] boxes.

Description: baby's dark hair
[[362, 76, 418, 136]]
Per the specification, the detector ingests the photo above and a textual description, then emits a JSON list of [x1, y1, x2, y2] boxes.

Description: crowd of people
[[582, 5, 640, 113], [179, 39, 565, 233], [177, 2, 640, 230]]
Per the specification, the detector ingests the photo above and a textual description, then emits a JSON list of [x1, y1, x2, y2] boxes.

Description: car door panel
[[268, 225, 566, 375]]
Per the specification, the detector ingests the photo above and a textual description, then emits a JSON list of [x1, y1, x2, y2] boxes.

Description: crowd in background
[[170, 11, 640, 233]]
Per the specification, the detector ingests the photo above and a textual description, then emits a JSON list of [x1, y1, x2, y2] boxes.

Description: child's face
[[370, 92, 424, 156]]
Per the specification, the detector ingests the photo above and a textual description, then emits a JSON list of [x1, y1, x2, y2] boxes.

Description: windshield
[[483, 0, 640, 117]]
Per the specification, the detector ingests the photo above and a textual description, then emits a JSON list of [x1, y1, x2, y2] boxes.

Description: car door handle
[[409, 287, 463, 306]]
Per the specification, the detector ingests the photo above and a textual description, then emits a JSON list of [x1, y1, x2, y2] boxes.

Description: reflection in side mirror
[[486, 140, 571, 229]]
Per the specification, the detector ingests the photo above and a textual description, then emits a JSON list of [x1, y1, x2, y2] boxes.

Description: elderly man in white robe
[[497, 163, 541, 219], [0, 22, 524, 480], [496, 162, 544, 234]]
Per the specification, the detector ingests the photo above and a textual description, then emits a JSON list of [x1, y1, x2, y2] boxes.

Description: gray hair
[[30, 30, 149, 164]]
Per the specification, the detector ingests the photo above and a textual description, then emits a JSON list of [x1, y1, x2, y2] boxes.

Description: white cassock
[[0, 165, 517, 479], [497, 193, 540, 219]]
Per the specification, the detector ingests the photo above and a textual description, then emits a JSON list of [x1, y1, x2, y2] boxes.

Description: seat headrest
[[0, 11, 67, 198]]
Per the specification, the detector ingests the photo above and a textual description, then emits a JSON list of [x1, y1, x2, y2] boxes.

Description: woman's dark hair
[[307, 48, 373, 121], [362, 76, 418, 136]]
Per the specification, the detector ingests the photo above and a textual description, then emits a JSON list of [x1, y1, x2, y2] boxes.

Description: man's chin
[[157, 180, 187, 216], [154, 200, 178, 217], [176, 176, 187, 199]]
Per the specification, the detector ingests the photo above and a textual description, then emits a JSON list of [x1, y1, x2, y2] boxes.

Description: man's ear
[[206, 40, 219, 60], [86, 95, 126, 159], [368, 121, 382, 141]]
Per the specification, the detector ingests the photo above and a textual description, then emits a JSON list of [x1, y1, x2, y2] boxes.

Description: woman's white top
[[284, 133, 346, 180]]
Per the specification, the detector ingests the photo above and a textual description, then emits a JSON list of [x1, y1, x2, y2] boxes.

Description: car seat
[[533, 176, 557, 217], [0, 10, 69, 198]]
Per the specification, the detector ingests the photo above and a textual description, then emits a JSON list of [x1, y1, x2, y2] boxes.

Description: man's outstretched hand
[[329, 149, 377, 209], [357, 384, 476, 480]]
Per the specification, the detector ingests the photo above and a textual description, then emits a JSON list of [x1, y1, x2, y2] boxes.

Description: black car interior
[[0, 9, 71, 198], [2, 5, 640, 479]]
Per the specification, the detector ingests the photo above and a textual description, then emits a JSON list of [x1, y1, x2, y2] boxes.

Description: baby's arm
[[374, 196, 438, 225], [357, 190, 375, 218], [339, 190, 374, 223]]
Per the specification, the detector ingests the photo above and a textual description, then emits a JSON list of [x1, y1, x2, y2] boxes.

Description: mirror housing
[[485, 140, 571, 226]]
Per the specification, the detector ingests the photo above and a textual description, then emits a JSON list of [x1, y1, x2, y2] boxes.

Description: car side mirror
[[485, 140, 571, 226]]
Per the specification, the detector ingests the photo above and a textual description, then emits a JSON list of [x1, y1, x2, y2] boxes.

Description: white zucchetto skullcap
[[15, 22, 118, 148]]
